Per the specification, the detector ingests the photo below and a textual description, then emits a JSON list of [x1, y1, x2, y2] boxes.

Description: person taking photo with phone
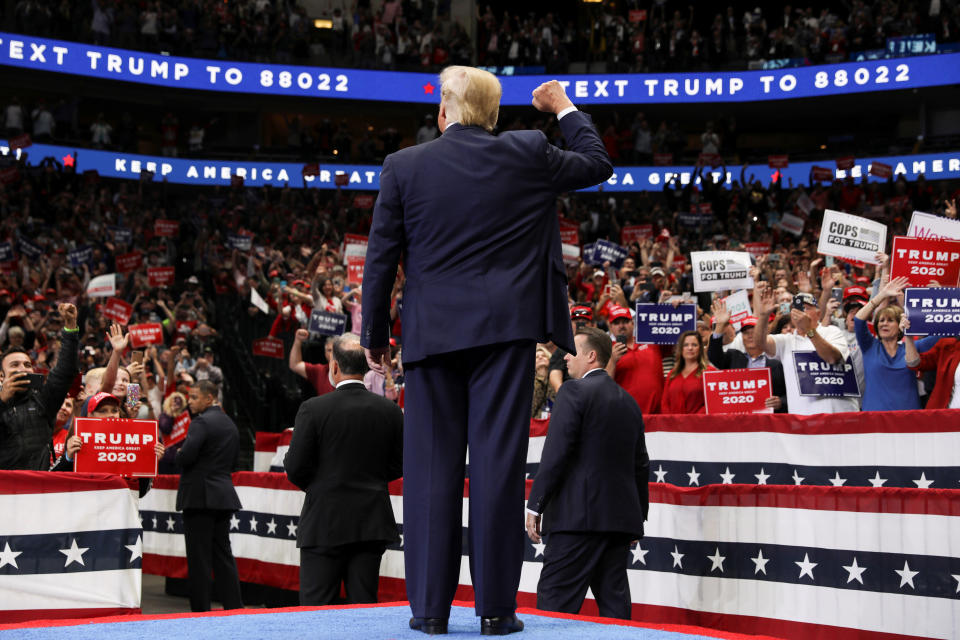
[[605, 305, 664, 415], [0, 303, 80, 470]]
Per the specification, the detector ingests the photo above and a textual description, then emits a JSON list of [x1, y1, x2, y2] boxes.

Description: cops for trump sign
[[691, 251, 754, 292], [817, 210, 887, 264]]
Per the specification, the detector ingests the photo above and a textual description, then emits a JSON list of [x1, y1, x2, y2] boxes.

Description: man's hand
[[107, 323, 129, 353], [58, 303, 77, 330], [525, 512, 542, 544], [365, 347, 390, 375], [66, 435, 82, 458], [764, 396, 782, 410], [791, 308, 811, 334], [610, 341, 627, 364], [711, 299, 731, 328], [0, 372, 30, 403], [532, 80, 574, 115], [294, 328, 309, 343]]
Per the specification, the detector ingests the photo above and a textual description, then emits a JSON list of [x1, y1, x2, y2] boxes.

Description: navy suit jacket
[[360, 110, 613, 363], [175, 406, 242, 512], [527, 370, 649, 538]]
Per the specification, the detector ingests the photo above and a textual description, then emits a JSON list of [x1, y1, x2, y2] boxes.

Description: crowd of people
[[0, 141, 957, 477], [478, 1, 960, 73], [4, 1, 959, 77], [3, 0, 471, 72]]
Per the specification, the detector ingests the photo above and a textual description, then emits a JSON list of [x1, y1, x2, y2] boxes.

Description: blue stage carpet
[[1, 605, 729, 640]]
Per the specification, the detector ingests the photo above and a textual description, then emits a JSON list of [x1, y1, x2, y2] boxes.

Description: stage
[[0, 602, 771, 640]]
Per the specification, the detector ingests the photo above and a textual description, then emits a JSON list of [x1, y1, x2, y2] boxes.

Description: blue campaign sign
[[904, 287, 960, 336], [634, 303, 697, 345], [109, 225, 133, 245], [309, 309, 347, 337], [581, 242, 597, 265], [793, 352, 860, 397], [589, 239, 629, 268], [0, 241, 13, 262], [16, 234, 41, 259], [2, 140, 960, 192], [1, 32, 959, 105], [226, 233, 252, 252], [67, 245, 93, 266]]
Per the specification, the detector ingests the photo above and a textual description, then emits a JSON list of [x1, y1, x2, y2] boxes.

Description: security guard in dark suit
[[526, 327, 649, 620], [176, 379, 243, 612], [285, 333, 403, 606]]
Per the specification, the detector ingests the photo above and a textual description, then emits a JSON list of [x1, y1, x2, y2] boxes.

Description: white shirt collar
[[336, 379, 365, 389], [444, 121, 459, 131]]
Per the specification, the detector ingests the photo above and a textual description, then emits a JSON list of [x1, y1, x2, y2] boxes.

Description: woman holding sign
[[661, 331, 715, 414], [854, 277, 924, 411]]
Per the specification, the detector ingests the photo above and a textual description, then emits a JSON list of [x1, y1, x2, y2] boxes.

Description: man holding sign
[[756, 292, 859, 415]]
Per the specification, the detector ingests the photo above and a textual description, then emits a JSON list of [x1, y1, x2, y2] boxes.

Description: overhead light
[[314, 19, 333, 29]]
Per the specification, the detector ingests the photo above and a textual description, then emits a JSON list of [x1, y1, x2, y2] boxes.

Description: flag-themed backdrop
[[141, 409, 960, 639], [0, 472, 143, 622]]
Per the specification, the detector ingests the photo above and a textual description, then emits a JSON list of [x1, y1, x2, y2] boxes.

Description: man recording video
[[0, 303, 79, 470]]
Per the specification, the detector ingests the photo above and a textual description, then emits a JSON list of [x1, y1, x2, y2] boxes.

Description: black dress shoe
[[409, 617, 448, 635], [480, 614, 524, 636]]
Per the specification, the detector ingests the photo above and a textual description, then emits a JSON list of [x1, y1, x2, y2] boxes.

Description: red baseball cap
[[854, 276, 871, 285], [740, 316, 758, 329], [608, 306, 632, 322], [88, 392, 120, 414], [843, 286, 868, 301], [571, 305, 593, 321]]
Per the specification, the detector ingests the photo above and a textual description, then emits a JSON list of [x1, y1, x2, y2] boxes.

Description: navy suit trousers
[[402, 340, 535, 619]]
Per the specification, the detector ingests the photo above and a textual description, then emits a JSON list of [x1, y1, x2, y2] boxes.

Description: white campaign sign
[[722, 289, 752, 330], [817, 209, 887, 264], [85, 273, 117, 298], [780, 213, 805, 236], [691, 251, 754, 293], [907, 211, 960, 241]]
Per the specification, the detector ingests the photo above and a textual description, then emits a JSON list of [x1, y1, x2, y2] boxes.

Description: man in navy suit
[[526, 326, 649, 620], [361, 66, 612, 635]]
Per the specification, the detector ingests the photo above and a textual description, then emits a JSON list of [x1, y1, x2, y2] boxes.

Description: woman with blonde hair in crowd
[[661, 330, 715, 414]]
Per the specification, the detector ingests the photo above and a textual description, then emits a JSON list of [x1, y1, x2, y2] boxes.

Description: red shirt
[[661, 366, 716, 414], [613, 343, 663, 415], [911, 338, 960, 409], [304, 362, 335, 396]]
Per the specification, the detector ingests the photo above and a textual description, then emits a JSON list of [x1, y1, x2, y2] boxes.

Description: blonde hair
[[439, 66, 501, 132], [163, 391, 187, 417]]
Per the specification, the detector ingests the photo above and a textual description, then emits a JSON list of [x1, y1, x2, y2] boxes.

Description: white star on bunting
[[165, 516, 176, 531], [707, 548, 726, 573], [670, 545, 684, 569], [653, 465, 667, 483], [829, 471, 847, 486], [0, 542, 22, 569], [631, 545, 648, 566], [842, 557, 866, 584], [791, 469, 804, 485], [868, 471, 887, 487], [230, 514, 240, 530], [687, 466, 700, 486], [60, 539, 89, 567], [895, 561, 918, 589], [286, 521, 298, 537], [125, 536, 143, 563], [913, 472, 933, 489], [952, 575, 960, 594], [532, 541, 546, 558], [266, 519, 278, 535], [751, 549, 769, 575], [249, 515, 259, 532], [719, 467, 735, 484], [795, 553, 817, 580], [151, 516, 157, 529], [754, 468, 770, 485]]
